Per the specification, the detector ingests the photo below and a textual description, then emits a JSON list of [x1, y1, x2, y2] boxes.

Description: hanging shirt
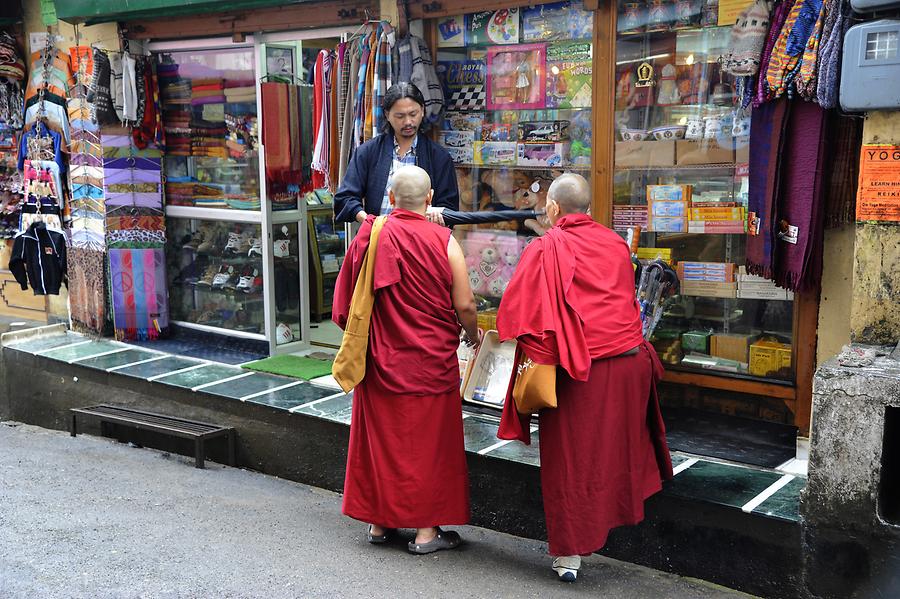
[[379, 135, 417, 215], [17, 123, 64, 175], [24, 101, 71, 144]]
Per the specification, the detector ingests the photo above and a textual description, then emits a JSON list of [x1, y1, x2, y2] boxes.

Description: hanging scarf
[[311, 50, 333, 188], [773, 100, 828, 291], [109, 247, 169, 340], [816, 0, 849, 108], [363, 33, 377, 142], [372, 23, 394, 137], [68, 247, 107, 336], [796, 0, 828, 100], [339, 40, 361, 181], [824, 112, 863, 228], [746, 97, 790, 279], [354, 32, 372, 148]]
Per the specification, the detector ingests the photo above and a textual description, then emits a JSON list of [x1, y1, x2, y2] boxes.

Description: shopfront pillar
[[851, 111, 900, 346], [804, 109, 900, 599]]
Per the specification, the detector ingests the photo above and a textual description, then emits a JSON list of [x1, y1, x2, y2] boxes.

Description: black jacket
[[9, 222, 67, 295], [333, 133, 460, 223]]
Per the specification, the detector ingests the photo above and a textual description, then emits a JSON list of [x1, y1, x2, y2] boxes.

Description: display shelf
[[662, 367, 795, 400], [615, 163, 737, 172], [454, 163, 592, 171]]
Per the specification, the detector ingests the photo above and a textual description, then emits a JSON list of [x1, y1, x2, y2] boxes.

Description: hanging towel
[[746, 97, 790, 279], [409, 36, 444, 127], [109, 247, 169, 340], [773, 100, 828, 291]]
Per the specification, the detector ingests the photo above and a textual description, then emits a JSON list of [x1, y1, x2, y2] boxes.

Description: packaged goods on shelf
[[651, 337, 683, 365], [443, 111, 484, 134], [675, 140, 735, 165], [615, 140, 676, 167], [749, 340, 792, 378], [687, 220, 747, 234], [440, 130, 476, 148], [689, 207, 746, 220], [648, 184, 692, 203], [517, 142, 569, 167], [677, 261, 734, 282], [681, 354, 746, 373], [681, 330, 712, 353], [463, 331, 517, 407], [635, 247, 672, 262], [481, 123, 515, 142], [679, 280, 737, 297], [445, 146, 475, 164], [473, 141, 517, 165], [710, 333, 752, 363], [476, 309, 498, 331], [518, 120, 570, 142]]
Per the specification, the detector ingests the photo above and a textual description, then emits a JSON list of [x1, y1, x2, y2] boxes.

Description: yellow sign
[[635, 62, 655, 87], [717, 0, 755, 27], [857, 145, 900, 222]]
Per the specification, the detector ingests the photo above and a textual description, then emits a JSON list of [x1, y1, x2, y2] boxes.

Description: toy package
[[486, 43, 547, 110], [436, 60, 487, 111], [518, 120, 570, 142], [440, 130, 476, 148], [437, 15, 466, 47], [567, 110, 592, 166], [546, 42, 592, 109], [473, 141, 517, 165], [521, 0, 593, 41], [443, 111, 484, 135], [445, 146, 475, 165], [481, 123, 515, 142], [517, 142, 569, 167], [466, 9, 520, 45], [460, 230, 526, 298]]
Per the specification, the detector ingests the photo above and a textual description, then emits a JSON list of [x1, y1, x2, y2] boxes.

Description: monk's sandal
[[552, 556, 581, 582], [367, 525, 395, 544], [407, 528, 461, 554]]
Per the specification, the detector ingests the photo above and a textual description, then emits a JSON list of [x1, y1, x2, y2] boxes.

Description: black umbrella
[[440, 209, 544, 227]]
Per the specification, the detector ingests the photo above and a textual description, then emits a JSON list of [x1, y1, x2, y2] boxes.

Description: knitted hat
[[723, 0, 771, 76]]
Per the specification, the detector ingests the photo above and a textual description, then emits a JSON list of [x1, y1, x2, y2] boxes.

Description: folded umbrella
[[440, 209, 543, 227]]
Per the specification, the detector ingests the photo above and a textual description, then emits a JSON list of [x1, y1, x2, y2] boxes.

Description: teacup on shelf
[[650, 125, 687, 141], [620, 128, 649, 142]]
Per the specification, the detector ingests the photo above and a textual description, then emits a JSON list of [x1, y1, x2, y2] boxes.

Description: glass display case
[[167, 218, 264, 335], [306, 193, 346, 322], [157, 48, 259, 211], [432, 2, 594, 333], [613, 0, 795, 383]]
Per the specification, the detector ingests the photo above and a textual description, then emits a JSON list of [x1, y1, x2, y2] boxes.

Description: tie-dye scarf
[[108, 247, 169, 340]]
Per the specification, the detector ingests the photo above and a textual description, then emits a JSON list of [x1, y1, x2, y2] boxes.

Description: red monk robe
[[497, 213, 672, 557], [332, 210, 470, 528]]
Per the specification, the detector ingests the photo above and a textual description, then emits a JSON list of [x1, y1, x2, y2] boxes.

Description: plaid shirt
[[380, 135, 418, 215]]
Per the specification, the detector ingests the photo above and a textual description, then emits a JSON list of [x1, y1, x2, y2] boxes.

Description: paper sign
[[856, 145, 900, 222], [29, 32, 63, 54], [717, 0, 754, 26]]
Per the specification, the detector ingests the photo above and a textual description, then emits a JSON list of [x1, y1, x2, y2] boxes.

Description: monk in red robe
[[333, 164, 480, 554], [496, 173, 672, 582]]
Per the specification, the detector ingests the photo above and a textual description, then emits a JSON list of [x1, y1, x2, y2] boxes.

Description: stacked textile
[[164, 180, 195, 206], [224, 85, 255, 104], [161, 109, 191, 154], [191, 115, 227, 158], [191, 78, 225, 105]]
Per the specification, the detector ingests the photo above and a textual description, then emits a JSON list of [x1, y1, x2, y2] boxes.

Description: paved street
[[0, 421, 751, 598]]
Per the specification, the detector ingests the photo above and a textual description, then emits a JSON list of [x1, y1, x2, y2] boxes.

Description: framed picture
[[265, 45, 295, 79], [486, 43, 547, 110]]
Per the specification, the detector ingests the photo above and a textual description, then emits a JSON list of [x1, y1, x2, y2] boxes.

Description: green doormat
[[242, 355, 334, 380]]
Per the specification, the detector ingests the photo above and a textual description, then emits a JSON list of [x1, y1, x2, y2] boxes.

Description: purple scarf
[[747, 97, 790, 279], [774, 100, 828, 291]]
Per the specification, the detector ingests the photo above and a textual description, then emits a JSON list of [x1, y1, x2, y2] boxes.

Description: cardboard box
[[736, 288, 794, 300], [710, 333, 752, 363], [676, 140, 735, 166], [681, 330, 711, 353], [517, 142, 569, 167], [615, 141, 676, 168], [677, 262, 735, 281], [680, 281, 737, 298], [648, 184, 692, 203], [749, 341, 792, 378], [481, 123, 515, 142]]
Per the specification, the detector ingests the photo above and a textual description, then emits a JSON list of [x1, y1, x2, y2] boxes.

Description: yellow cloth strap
[[331, 215, 387, 392]]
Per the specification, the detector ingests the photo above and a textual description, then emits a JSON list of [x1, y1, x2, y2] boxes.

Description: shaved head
[[390, 165, 432, 210], [548, 173, 591, 214]]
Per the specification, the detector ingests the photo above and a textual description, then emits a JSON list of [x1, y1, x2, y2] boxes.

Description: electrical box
[[851, 0, 900, 11], [841, 20, 900, 111]]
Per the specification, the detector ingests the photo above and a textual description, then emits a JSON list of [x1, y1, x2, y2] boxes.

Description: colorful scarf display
[[109, 247, 169, 340], [68, 247, 107, 335]]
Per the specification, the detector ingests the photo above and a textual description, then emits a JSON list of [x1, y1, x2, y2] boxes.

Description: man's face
[[387, 98, 424, 140]]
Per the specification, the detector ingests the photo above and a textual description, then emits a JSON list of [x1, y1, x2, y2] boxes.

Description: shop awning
[[53, 0, 313, 25]]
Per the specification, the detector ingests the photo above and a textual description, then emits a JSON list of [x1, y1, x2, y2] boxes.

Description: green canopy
[[54, 0, 307, 25]]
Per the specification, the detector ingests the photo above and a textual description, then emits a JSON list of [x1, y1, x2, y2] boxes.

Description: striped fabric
[[372, 23, 394, 138]]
